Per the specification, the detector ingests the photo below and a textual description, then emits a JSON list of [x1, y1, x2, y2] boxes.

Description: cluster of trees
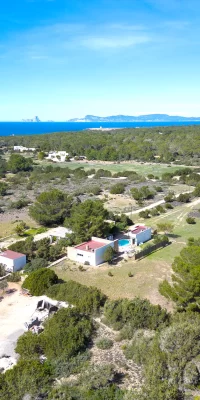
[[131, 186, 155, 202], [103, 298, 170, 334], [9, 236, 65, 264], [2, 125, 200, 163]]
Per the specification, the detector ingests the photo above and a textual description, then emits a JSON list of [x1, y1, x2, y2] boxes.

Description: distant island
[[22, 116, 41, 122], [68, 114, 200, 122]]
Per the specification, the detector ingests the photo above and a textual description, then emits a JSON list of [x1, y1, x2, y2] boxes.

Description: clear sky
[[1, 0, 200, 121]]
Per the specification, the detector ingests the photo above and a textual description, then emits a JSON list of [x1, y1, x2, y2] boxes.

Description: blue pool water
[[119, 239, 130, 247]]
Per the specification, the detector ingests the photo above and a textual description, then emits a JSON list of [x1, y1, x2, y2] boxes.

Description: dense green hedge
[[46, 280, 107, 314]]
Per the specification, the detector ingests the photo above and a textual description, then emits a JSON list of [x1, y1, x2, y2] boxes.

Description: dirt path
[[124, 190, 196, 217]]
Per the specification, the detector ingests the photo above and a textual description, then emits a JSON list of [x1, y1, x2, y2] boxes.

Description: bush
[[128, 272, 133, 277], [7, 272, 21, 282], [139, 210, 150, 219], [110, 183, 125, 194], [108, 271, 113, 277], [22, 268, 58, 296], [186, 217, 196, 224], [103, 298, 170, 332], [46, 280, 107, 314], [165, 203, 174, 209], [96, 338, 113, 350]]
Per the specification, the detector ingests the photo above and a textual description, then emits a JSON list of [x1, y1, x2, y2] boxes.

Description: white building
[[128, 225, 151, 246], [14, 146, 36, 152], [0, 250, 26, 272], [67, 236, 118, 267], [46, 151, 69, 163]]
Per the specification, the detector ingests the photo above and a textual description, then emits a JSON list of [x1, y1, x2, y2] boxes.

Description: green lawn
[[39, 159, 191, 178]]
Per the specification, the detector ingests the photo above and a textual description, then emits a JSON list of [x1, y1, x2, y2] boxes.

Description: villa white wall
[[135, 228, 151, 245], [0, 255, 26, 272], [95, 242, 115, 266]]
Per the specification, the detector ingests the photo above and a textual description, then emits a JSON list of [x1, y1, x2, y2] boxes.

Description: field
[[52, 198, 200, 310], [39, 159, 191, 178]]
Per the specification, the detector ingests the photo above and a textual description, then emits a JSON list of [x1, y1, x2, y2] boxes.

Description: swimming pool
[[119, 239, 130, 247]]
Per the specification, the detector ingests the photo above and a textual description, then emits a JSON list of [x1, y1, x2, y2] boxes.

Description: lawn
[[52, 256, 173, 310], [39, 159, 191, 178]]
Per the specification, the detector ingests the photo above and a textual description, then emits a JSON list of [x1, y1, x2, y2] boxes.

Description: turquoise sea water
[[1, 121, 200, 136]]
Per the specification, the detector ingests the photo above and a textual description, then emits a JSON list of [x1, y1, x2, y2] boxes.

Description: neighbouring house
[[67, 236, 118, 267], [47, 227, 72, 244], [0, 250, 26, 272], [14, 146, 36, 152], [128, 225, 151, 246], [46, 151, 69, 162], [33, 226, 72, 244]]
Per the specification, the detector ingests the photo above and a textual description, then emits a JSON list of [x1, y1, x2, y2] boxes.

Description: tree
[[7, 154, 33, 173], [103, 246, 115, 263], [15, 331, 42, 359], [29, 189, 72, 226], [23, 257, 48, 273], [66, 199, 109, 243], [22, 268, 58, 296], [157, 222, 174, 234], [0, 182, 8, 196], [2, 359, 52, 400], [41, 308, 93, 359], [159, 242, 200, 310], [37, 151, 45, 160]]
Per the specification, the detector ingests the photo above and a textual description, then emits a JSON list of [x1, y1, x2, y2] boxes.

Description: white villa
[[0, 250, 26, 272], [128, 225, 152, 246], [46, 151, 69, 162], [14, 146, 36, 152], [67, 237, 118, 267]]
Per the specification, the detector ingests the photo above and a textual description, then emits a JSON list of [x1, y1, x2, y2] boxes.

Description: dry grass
[[52, 256, 173, 311]]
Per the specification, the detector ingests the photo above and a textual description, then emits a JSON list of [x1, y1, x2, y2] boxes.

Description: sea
[[1, 121, 200, 137]]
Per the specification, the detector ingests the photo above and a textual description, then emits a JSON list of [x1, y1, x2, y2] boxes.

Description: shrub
[[186, 217, 196, 224], [46, 280, 107, 314], [103, 246, 115, 263], [139, 210, 150, 219], [22, 268, 58, 296], [165, 203, 174, 209], [128, 272, 133, 277], [178, 193, 191, 203], [110, 183, 125, 194], [96, 338, 113, 350], [7, 272, 21, 282], [108, 271, 113, 277]]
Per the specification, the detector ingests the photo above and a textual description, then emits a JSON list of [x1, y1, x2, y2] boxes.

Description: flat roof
[[130, 225, 148, 234], [0, 250, 26, 260], [75, 240, 107, 252]]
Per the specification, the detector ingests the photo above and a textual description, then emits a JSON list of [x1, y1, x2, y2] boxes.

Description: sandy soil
[[0, 283, 38, 360]]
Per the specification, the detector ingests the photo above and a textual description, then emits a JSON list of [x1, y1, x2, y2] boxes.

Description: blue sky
[[1, 0, 200, 120]]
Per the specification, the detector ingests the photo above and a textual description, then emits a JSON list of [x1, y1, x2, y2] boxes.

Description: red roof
[[131, 225, 147, 234], [75, 240, 106, 252], [0, 250, 26, 260]]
